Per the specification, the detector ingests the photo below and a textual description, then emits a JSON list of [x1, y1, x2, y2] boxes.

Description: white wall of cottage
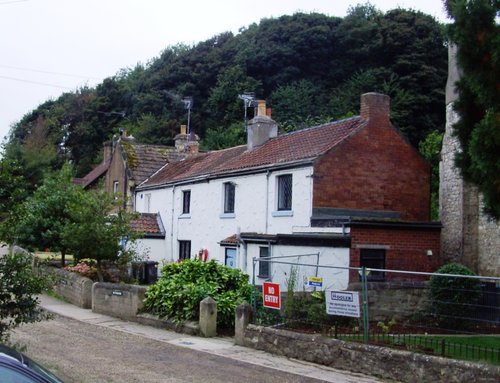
[[244, 244, 350, 290], [135, 166, 316, 272]]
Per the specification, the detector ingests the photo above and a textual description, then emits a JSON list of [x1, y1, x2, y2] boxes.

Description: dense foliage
[[1, 5, 447, 194], [143, 259, 252, 327], [0, 165, 138, 278], [0, 252, 50, 343], [446, 0, 500, 218], [426, 262, 481, 328]]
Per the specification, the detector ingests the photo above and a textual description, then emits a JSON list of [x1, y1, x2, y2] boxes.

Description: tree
[[0, 164, 80, 266], [419, 131, 443, 220], [0, 165, 137, 275], [62, 189, 138, 281], [446, 0, 500, 218], [0, 158, 27, 220], [0, 252, 49, 343]]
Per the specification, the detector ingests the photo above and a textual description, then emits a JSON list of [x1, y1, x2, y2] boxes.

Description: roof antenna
[[182, 97, 193, 134], [238, 92, 257, 132]]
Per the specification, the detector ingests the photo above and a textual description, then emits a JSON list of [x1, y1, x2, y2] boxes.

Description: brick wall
[[313, 112, 430, 221], [349, 225, 442, 282]]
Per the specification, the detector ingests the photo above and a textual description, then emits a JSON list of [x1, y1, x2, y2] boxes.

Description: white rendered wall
[[247, 244, 350, 292], [135, 166, 315, 266]]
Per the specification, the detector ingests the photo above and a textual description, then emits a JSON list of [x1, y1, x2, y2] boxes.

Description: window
[[360, 249, 386, 281], [179, 240, 191, 260], [182, 190, 191, 214], [113, 181, 119, 193], [225, 248, 237, 268], [277, 174, 292, 211], [223, 182, 235, 214], [258, 246, 270, 278]]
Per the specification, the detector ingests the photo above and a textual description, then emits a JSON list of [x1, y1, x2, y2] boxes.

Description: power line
[[0, 0, 30, 5], [0, 75, 72, 89], [0, 64, 102, 81]]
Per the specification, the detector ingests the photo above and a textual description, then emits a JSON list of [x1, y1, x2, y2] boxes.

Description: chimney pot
[[180, 125, 187, 135], [246, 100, 277, 151], [257, 100, 266, 117]]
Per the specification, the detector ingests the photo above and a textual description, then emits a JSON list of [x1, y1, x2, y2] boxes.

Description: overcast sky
[[0, 0, 449, 149]]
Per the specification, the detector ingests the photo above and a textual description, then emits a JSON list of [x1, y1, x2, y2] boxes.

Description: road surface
[[11, 313, 384, 383]]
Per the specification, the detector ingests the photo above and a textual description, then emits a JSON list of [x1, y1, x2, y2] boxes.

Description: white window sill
[[272, 210, 293, 217], [220, 213, 236, 219], [179, 214, 191, 219]]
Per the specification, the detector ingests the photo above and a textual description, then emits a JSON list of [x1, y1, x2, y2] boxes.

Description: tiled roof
[[219, 234, 240, 246], [73, 159, 111, 189], [141, 116, 365, 188], [130, 213, 165, 237], [121, 139, 186, 184]]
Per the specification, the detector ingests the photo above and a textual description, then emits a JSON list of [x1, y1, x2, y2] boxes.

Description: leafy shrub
[[0, 252, 50, 343], [143, 259, 252, 327], [426, 263, 481, 328]]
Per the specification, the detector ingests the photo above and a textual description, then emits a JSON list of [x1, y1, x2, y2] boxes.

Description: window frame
[[258, 246, 270, 279], [182, 190, 191, 215], [360, 248, 386, 282], [223, 182, 236, 214], [178, 240, 191, 261], [277, 174, 293, 211]]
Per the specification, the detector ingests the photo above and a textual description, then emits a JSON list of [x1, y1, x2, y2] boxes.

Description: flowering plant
[[65, 259, 98, 280]]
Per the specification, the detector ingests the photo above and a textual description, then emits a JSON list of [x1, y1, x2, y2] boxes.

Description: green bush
[[143, 259, 252, 328], [426, 263, 481, 328]]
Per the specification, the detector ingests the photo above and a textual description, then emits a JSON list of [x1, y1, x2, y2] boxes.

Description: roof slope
[[73, 158, 111, 188], [120, 139, 186, 184], [130, 212, 165, 237], [141, 116, 364, 188]]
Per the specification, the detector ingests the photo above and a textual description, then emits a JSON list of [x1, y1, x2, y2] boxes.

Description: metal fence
[[251, 254, 500, 365]]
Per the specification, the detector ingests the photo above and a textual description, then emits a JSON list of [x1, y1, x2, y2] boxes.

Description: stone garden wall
[[240, 323, 500, 383], [92, 282, 147, 321], [53, 268, 93, 309]]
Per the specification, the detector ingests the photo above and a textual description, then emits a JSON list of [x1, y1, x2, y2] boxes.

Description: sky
[[0, 0, 449, 149]]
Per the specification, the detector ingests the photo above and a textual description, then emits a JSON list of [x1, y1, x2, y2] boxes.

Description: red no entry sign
[[263, 282, 281, 309]]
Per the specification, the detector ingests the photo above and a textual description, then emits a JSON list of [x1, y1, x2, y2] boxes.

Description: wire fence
[[251, 254, 500, 365]]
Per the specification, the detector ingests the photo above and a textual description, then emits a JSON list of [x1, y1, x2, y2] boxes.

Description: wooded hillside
[[1, 4, 447, 189]]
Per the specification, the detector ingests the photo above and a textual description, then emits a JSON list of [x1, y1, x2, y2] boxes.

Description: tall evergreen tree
[[446, 0, 500, 218]]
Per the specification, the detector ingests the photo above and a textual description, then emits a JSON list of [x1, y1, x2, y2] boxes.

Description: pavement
[[38, 294, 384, 383]]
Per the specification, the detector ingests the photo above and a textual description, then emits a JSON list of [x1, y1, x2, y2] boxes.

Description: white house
[[133, 93, 441, 290]]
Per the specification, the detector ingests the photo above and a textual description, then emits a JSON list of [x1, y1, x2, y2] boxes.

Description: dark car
[[0, 344, 64, 383]]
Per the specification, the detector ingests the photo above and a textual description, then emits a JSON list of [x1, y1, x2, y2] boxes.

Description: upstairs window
[[179, 240, 191, 260], [113, 181, 119, 193], [277, 174, 292, 211], [223, 182, 235, 214], [182, 190, 191, 214]]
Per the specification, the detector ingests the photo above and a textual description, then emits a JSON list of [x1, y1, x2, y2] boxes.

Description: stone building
[[440, 45, 500, 276]]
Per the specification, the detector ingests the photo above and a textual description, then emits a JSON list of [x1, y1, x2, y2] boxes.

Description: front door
[[225, 248, 237, 268]]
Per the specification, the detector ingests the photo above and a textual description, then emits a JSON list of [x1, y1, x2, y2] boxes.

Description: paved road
[[9, 296, 385, 383]]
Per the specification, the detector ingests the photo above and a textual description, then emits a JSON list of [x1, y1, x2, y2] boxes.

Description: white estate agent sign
[[325, 290, 361, 318]]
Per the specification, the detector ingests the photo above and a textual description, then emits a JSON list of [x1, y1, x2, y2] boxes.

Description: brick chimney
[[175, 125, 199, 154], [360, 93, 390, 123], [246, 100, 277, 151]]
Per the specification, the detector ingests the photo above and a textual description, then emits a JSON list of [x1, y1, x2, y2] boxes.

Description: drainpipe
[[265, 170, 270, 233], [170, 185, 176, 262]]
